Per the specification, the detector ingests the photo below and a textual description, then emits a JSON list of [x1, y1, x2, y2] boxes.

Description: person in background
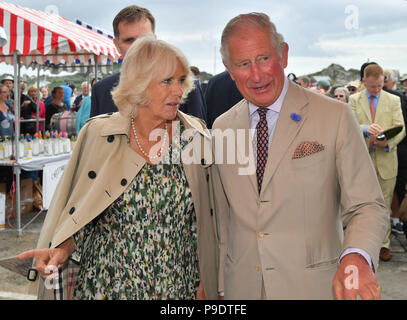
[[72, 82, 90, 112], [190, 66, 201, 81], [60, 83, 73, 110], [204, 70, 243, 129], [316, 79, 330, 94], [346, 80, 361, 96], [91, 5, 207, 122], [69, 83, 77, 108], [75, 95, 91, 134], [349, 64, 406, 262], [27, 85, 46, 132], [45, 87, 68, 131], [334, 87, 350, 103], [287, 73, 297, 84], [1, 76, 14, 101], [298, 76, 310, 89], [19, 36, 218, 301], [400, 76, 407, 100], [19, 81, 36, 135], [40, 86, 49, 102], [382, 69, 407, 235], [0, 84, 14, 137], [0, 84, 14, 194]]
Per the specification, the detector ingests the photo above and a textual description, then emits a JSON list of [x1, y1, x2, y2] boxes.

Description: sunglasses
[[347, 87, 357, 92], [335, 94, 345, 98]]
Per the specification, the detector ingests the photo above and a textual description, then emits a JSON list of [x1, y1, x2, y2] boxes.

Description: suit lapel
[[260, 82, 309, 195], [232, 100, 259, 195], [374, 91, 387, 123]]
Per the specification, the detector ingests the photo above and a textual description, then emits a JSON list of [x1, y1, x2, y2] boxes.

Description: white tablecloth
[[0, 153, 71, 171]]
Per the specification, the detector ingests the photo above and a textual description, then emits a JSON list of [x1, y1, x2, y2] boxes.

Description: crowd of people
[[6, 5, 406, 301]]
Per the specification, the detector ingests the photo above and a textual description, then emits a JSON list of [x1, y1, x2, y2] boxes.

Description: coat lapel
[[260, 82, 309, 195]]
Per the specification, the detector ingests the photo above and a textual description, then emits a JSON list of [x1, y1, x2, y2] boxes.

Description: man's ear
[[281, 42, 289, 69], [113, 38, 122, 57]]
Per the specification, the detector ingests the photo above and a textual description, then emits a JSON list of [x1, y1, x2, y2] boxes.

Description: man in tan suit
[[349, 64, 406, 262], [211, 13, 388, 300]]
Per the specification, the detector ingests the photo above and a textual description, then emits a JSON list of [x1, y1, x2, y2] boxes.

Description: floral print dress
[[72, 122, 199, 300]]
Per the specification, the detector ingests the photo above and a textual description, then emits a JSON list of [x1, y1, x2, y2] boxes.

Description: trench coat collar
[[99, 110, 210, 139]]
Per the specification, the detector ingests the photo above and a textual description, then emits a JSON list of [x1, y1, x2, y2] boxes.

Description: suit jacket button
[[69, 207, 75, 215], [107, 135, 114, 143], [88, 171, 97, 179], [121, 179, 127, 186]]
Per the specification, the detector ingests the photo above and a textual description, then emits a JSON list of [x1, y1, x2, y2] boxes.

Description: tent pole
[[13, 50, 22, 237], [94, 54, 98, 84], [36, 65, 40, 133]]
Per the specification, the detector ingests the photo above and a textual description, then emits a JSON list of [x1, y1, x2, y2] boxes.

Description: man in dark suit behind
[[383, 69, 407, 236], [204, 70, 243, 129], [91, 5, 206, 121]]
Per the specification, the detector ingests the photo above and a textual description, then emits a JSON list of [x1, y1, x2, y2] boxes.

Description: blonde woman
[[19, 36, 218, 300]]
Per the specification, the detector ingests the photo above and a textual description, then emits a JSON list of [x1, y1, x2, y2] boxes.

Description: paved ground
[[0, 210, 406, 300]]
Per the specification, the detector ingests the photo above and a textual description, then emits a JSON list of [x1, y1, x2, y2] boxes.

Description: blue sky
[[2, 0, 407, 79]]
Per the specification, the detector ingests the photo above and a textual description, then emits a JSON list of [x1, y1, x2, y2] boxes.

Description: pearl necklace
[[131, 118, 168, 160]]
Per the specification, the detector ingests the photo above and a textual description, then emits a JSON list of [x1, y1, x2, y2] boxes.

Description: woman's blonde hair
[[112, 35, 194, 118], [27, 85, 37, 94]]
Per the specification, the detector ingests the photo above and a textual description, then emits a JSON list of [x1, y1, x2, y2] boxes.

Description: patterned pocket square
[[293, 141, 325, 159]]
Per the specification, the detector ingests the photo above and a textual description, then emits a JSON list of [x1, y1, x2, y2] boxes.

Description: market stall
[[0, 1, 120, 236]]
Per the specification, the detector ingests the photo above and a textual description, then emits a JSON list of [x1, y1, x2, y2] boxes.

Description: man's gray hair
[[220, 12, 285, 67]]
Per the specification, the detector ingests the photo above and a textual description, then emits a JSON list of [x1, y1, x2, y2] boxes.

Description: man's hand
[[366, 123, 383, 137], [333, 253, 381, 300], [196, 281, 206, 300], [374, 137, 388, 149]]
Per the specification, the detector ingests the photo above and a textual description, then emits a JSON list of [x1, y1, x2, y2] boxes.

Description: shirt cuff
[[218, 292, 225, 297], [340, 248, 374, 271], [363, 125, 369, 138]]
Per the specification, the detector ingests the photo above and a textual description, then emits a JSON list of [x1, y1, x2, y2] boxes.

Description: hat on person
[[347, 79, 361, 88], [316, 80, 330, 91], [400, 75, 407, 84], [1, 75, 14, 83]]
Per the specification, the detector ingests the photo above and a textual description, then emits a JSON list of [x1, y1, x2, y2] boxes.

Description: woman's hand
[[18, 238, 74, 279], [196, 281, 206, 300]]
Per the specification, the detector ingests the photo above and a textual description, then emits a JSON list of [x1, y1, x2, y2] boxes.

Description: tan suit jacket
[[349, 89, 405, 180], [211, 81, 388, 299], [31, 111, 218, 299]]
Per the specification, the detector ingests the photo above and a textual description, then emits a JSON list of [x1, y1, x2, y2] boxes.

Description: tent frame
[[4, 50, 104, 237]]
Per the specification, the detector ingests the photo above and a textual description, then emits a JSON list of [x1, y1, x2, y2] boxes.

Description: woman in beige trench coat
[[19, 36, 218, 300]]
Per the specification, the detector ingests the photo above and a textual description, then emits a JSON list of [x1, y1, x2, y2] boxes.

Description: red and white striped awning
[[0, 1, 120, 67]]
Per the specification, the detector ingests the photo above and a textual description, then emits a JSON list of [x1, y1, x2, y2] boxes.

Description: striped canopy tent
[[0, 1, 120, 70]]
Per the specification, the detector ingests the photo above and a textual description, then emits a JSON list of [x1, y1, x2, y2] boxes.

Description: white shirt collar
[[249, 77, 289, 116]]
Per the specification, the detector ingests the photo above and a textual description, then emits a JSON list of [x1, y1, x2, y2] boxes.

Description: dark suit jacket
[[90, 72, 207, 122], [205, 70, 243, 129], [90, 72, 120, 118], [383, 86, 407, 150]]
